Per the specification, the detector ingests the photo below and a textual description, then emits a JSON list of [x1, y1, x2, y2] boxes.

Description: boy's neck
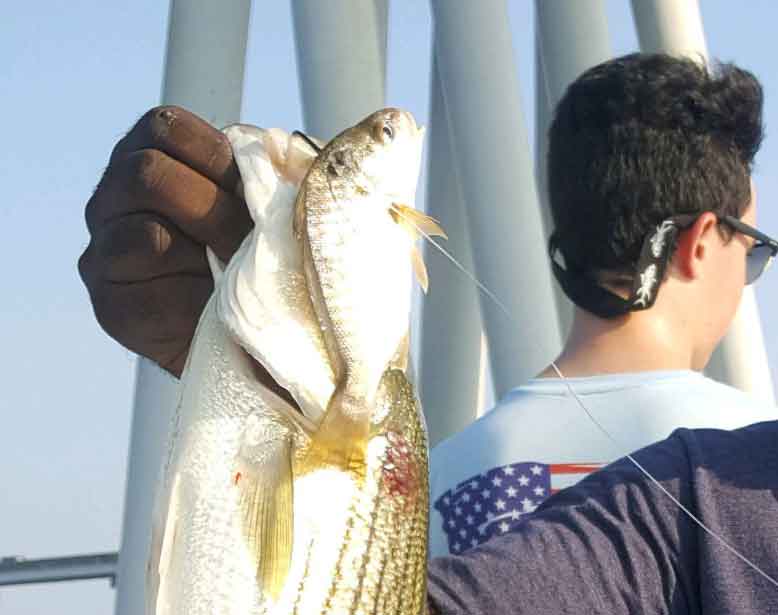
[[537, 307, 700, 379]]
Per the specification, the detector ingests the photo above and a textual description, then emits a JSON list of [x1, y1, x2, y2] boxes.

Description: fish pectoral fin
[[389, 202, 440, 292], [304, 384, 371, 477], [292, 182, 307, 240], [236, 436, 294, 601], [390, 203, 448, 241], [411, 245, 429, 293]]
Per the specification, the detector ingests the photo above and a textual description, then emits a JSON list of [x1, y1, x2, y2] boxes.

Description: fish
[[293, 108, 446, 474], [146, 109, 441, 615]]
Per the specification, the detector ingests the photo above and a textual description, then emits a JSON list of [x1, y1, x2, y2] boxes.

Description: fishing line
[[550, 361, 778, 589], [394, 207, 778, 588], [392, 209, 513, 320]]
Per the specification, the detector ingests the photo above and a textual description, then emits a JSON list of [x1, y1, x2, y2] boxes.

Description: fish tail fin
[[236, 433, 295, 602], [304, 383, 371, 477]]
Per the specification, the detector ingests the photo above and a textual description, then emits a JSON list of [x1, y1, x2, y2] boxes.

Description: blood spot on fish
[[382, 431, 419, 506], [233, 471, 242, 485]]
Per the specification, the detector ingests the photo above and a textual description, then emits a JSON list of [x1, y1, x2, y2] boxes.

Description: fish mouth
[[401, 111, 425, 138], [401, 110, 418, 131], [398, 109, 426, 137]]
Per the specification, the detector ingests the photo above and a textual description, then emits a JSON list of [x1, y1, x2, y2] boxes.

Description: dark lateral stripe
[[350, 466, 385, 615]]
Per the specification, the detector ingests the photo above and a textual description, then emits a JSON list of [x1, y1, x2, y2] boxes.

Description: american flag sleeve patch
[[433, 461, 602, 554]]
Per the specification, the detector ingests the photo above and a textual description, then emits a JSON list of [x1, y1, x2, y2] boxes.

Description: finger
[[83, 213, 210, 283], [86, 274, 213, 375], [111, 106, 241, 193], [86, 149, 252, 263]]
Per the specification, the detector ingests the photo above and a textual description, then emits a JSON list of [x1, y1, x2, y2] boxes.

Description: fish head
[[327, 108, 425, 204]]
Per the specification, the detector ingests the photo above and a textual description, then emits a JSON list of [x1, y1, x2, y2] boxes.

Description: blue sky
[[2, 2, 778, 613]]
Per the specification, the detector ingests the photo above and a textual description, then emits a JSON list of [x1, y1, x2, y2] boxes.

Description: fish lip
[[405, 113, 425, 140], [403, 110, 418, 131]]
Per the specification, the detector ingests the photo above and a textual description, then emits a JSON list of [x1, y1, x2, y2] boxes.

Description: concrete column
[[431, 0, 563, 399], [534, 0, 612, 339], [291, 0, 388, 139], [419, 53, 483, 446], [631, 0, 708, 58]]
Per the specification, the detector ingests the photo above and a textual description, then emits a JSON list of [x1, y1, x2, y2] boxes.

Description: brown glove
[[78, 106, 251, 378]]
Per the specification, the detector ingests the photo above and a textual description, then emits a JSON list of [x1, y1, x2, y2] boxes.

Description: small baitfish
[[147, 108, 443, 615], [294, 108, 446, 476]]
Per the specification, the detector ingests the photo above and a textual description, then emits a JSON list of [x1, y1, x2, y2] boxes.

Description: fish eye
[[382, 123, 394, 140]]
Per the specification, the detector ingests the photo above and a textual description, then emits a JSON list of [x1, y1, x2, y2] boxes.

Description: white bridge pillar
[[430, 0, 563, 400]]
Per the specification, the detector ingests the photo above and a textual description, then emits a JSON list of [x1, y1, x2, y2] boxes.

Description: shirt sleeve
[[426, 434, 699, 614]]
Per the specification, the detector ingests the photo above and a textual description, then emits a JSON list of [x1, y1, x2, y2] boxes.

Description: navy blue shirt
[[428, 420, 778, 614]]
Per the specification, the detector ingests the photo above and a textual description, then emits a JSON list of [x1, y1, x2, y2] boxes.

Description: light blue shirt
[[428, 370, 776, 558]]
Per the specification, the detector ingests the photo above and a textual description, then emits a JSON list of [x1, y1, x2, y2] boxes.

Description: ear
[[672, 212, 719, 280]]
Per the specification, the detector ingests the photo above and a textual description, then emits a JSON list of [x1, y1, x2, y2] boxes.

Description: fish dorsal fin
[[411, 245, 429, 293], [236, 418, 295, 601], [292, 182, 307, 240], [390, 203, 448, 241]]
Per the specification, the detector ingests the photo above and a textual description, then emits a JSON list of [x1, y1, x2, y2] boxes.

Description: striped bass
[[147, 109, 441, 615]]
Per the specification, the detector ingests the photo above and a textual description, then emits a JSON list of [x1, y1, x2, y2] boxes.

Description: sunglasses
[[720, 215, 778, 284], [670, 214, 778, 285]]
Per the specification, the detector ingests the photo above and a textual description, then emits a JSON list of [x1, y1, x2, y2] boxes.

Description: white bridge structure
[[3, 1, 772, 612]]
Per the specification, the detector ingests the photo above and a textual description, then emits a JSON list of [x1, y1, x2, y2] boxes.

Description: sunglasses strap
[[550, 219, 680, 318]]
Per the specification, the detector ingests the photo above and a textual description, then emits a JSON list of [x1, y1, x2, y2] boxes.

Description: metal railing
[[0, 552, 118, 587]]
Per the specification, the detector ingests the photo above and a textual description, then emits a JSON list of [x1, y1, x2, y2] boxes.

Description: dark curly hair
[[547, 53, 764, 287]]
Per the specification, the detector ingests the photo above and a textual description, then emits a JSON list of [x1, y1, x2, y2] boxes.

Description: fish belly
[[150, 299, 294, 615]]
